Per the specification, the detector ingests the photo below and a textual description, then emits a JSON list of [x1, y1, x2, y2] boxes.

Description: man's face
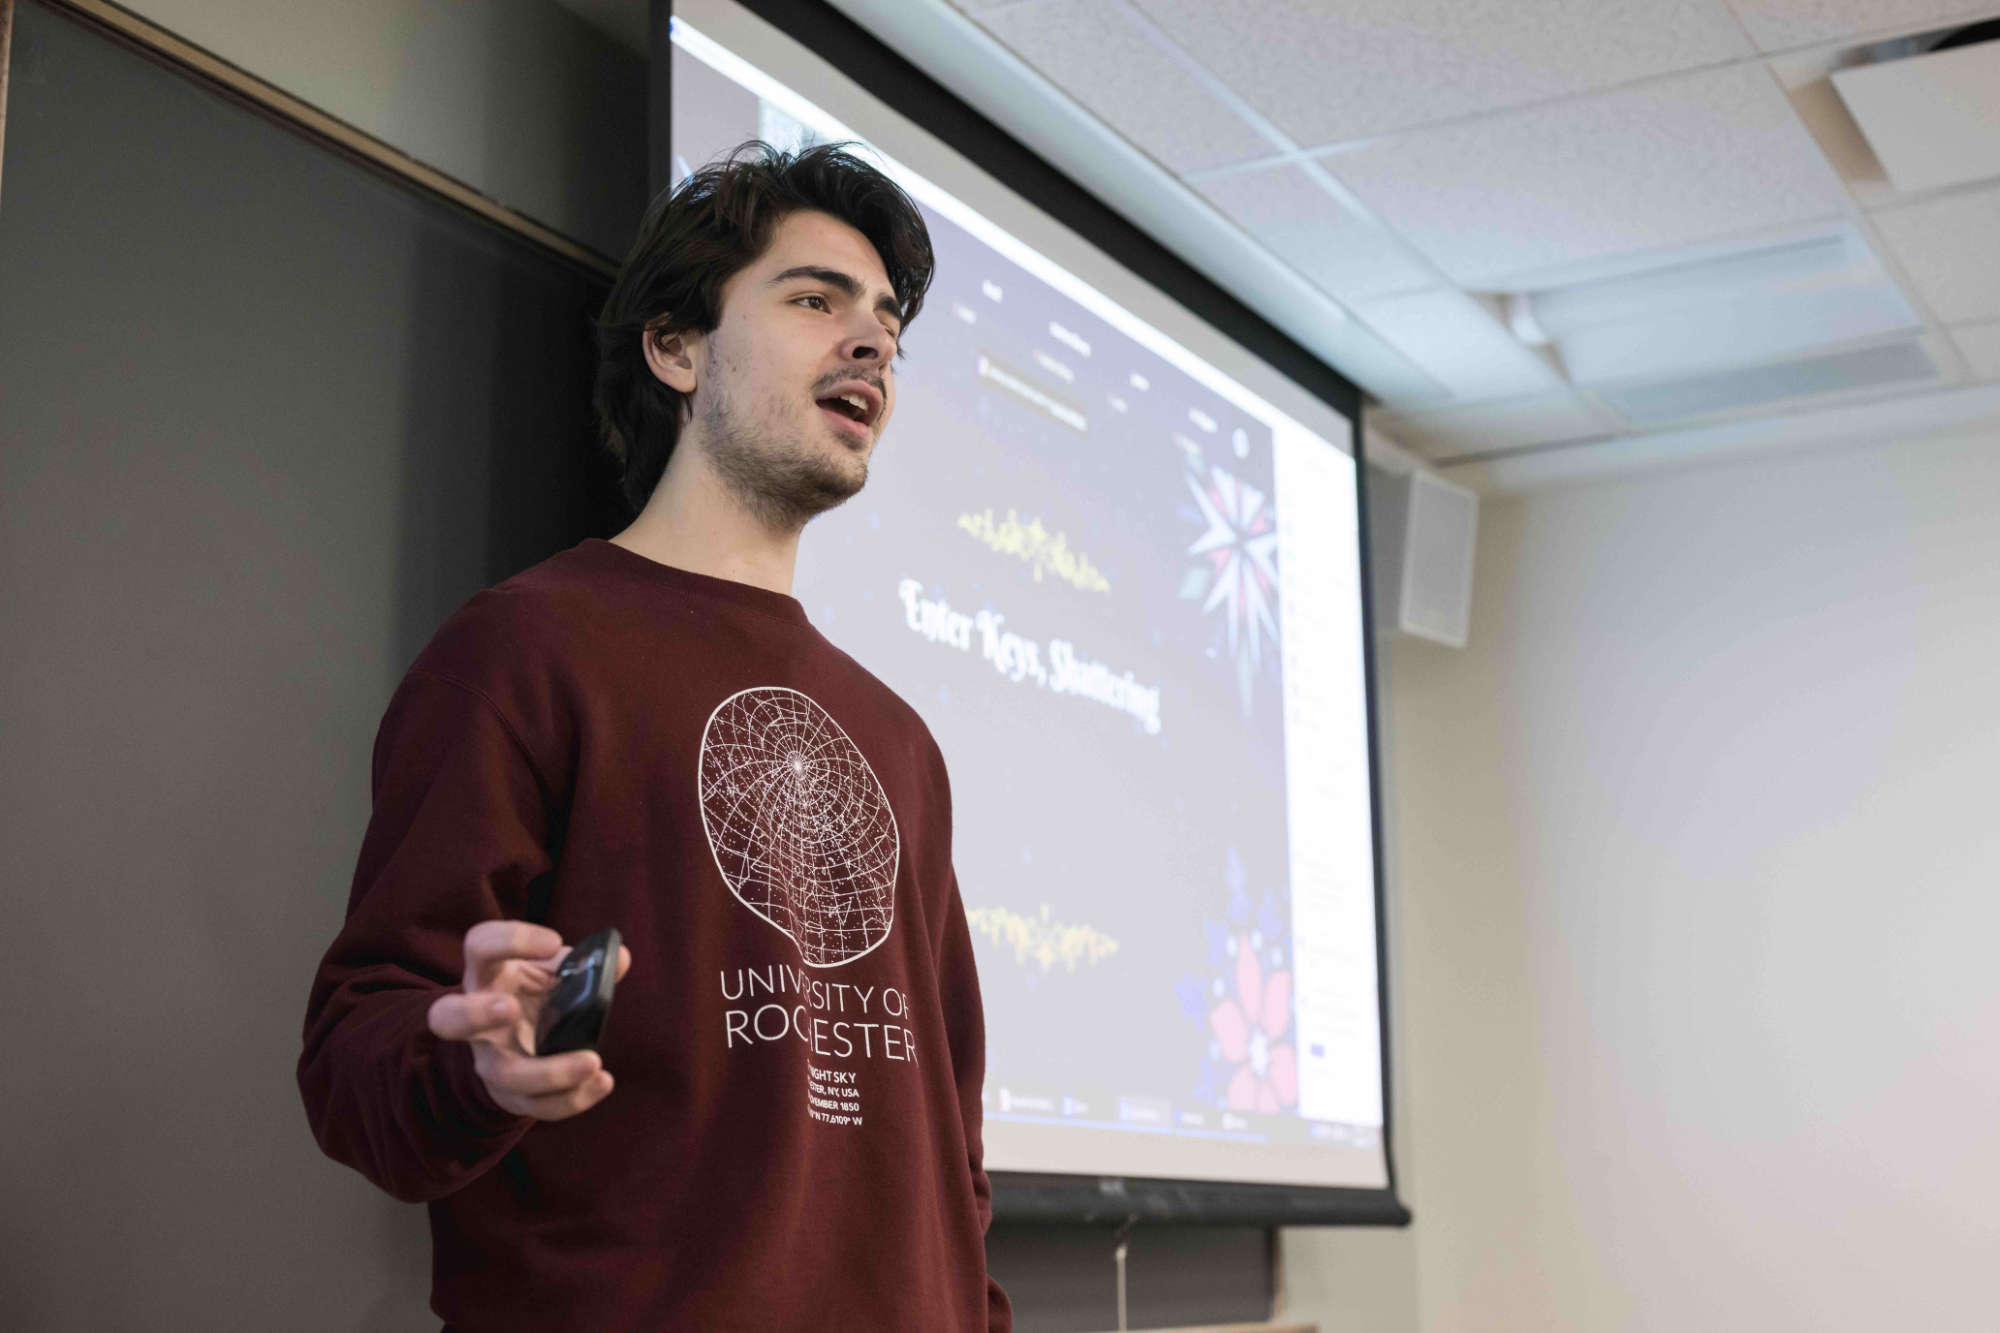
[[678, 209, 903, 530]]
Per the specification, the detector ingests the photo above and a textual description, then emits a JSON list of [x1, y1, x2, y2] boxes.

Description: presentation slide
[[673, 15, 1385, 1191]]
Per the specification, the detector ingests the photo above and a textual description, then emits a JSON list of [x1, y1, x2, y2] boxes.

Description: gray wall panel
[[0, 5, 612, 1327]]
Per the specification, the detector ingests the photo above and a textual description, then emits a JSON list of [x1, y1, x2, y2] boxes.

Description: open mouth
[[815, 392, 875, 437]]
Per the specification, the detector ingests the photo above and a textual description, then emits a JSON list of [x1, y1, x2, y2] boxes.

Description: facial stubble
[[698, 338, 871, 533]]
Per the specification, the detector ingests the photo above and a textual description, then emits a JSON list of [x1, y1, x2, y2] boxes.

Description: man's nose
[[843, 317, 894, 361]]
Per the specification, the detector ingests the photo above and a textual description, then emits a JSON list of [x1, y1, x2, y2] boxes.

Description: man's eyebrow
[[768, 265, 903, 328]]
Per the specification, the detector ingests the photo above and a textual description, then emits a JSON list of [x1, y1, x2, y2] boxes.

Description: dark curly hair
[[592, 140, 936, 518]]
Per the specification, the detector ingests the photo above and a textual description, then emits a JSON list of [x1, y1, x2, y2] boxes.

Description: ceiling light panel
[[1557, 287, 1921, 383], [1593, 339, 1941, 424], [1507, 226, 1925, 383], [1320, 64, 1854, 287], [1474, 220, 1869, 298], [1450, 380, 2000, 491], [1371, 390, 1624, 460], [1351, 288, 1565, 401], [1723, 0, 1999, 53], [1129, 0, 1749, 146], [1870, 185, 2000, 324], [1514, 231, 1862, 336], [973, 0, 1276, 174], [1191, 163, 1439, 303]]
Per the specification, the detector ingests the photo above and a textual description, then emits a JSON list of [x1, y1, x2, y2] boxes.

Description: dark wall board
[[989, 1222, 1275, 1333], [0, 3, 614, 1326]]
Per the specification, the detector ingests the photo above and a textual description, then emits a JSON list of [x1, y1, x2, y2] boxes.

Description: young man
[[298, 142, 1011, 1333]]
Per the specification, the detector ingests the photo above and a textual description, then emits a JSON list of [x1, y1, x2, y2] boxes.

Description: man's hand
[[426, 921, 633, 1121]]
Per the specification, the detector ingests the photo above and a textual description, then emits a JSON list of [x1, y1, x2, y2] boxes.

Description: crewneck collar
[[579, 538, 810, 625]]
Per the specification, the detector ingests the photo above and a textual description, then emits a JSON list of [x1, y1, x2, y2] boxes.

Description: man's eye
[[796, 294, 829, 311]]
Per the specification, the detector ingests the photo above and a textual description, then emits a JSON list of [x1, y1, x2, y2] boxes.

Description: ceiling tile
[[1724, 0, 1997, 53], [1320, 64, 1853, 288], [1190, 163, 1439, 302], [1130, 0, 1750, 146], [1871, 186, 2000, 324], [1372, 390, 1623, 460], [1350, 288, 1566, 401], [1829, 40, 2000, 194], [972, 0, 1276, 174], [1953, 321, 2000, 382]]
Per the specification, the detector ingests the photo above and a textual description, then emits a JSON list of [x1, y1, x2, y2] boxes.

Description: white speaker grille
[[1401, 472, 1478, 648]]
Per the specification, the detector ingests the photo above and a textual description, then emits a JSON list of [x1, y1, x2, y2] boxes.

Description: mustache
[[813, 373, 886, 396]]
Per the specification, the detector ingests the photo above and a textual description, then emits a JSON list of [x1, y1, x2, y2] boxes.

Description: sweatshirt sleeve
[[297, 668, 553, 1203], [936, 870, 1013, 1333]]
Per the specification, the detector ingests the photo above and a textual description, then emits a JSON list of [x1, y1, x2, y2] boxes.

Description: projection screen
[[667, 0, 1398, 1214]]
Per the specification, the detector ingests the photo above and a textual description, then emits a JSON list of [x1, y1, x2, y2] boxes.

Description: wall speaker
[[1367, 465, 1478, 649]]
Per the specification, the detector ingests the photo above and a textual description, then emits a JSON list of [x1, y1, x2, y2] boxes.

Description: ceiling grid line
[[1713, 0, 1769, 53], [1177, 49, 1782, 188], [1100, 0, 1467, 300]]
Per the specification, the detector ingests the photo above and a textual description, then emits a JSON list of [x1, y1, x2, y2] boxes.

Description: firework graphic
[[1209, 929, 1296, 1113], [1175, 847, 1297, 1113], [1178, 459, 1280, 714]]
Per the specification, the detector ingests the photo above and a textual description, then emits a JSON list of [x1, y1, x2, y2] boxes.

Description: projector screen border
[[990, 1173, 1411, 1229]]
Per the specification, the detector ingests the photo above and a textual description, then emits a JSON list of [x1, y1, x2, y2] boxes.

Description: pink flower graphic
[[1208, 931, 1296, 1112]]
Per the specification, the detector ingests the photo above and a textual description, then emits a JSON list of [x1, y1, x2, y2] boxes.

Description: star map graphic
[[1182, 461, 1281, 713], [698, 687, 900, 968]]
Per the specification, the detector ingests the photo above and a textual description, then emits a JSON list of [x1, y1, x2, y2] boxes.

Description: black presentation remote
[[535, 927, 622, 1056]]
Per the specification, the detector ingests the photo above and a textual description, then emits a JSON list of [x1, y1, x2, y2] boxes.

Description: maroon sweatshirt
[[298, 538, 1011, 1332]]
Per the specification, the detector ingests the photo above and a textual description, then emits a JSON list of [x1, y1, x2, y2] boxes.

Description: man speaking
[[298, 141, 1010, 1333]]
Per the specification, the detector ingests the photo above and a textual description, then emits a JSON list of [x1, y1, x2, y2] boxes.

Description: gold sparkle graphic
[[967, 903, 1121, 973], [955, 508, 1112, 594]]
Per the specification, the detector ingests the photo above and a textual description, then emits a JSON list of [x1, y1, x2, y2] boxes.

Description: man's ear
[[642, 321, 700, 396]]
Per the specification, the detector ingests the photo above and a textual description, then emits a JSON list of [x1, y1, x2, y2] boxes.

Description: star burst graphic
[[1183, 463, 1280, 713]]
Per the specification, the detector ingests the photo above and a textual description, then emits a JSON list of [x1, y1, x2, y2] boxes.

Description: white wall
[[111, 0, 646, 256], [1317, 423, 2000, 1332]]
